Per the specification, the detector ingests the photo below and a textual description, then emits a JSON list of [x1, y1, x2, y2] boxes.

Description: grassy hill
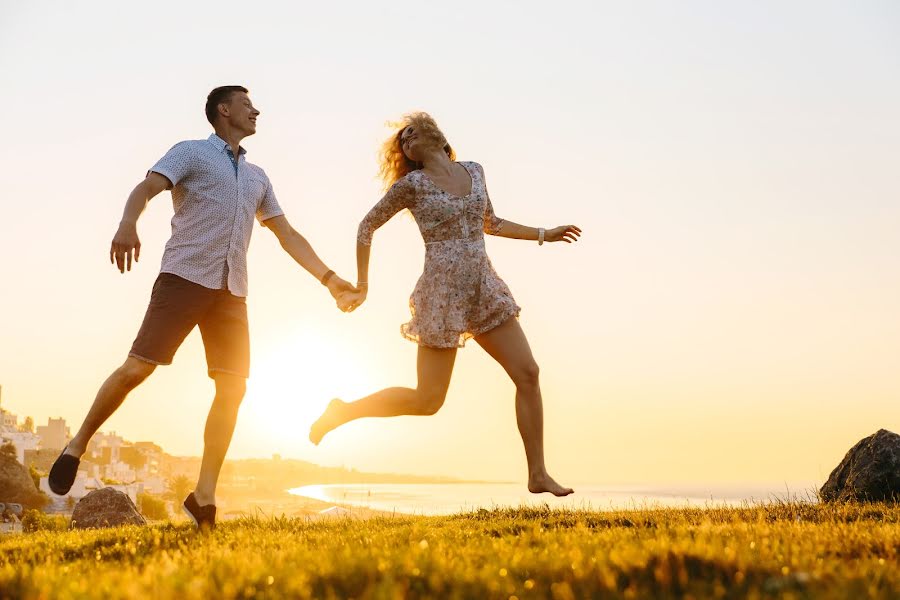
[[1, 503, 897, 599]]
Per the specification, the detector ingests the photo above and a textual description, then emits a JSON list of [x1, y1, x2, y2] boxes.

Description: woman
[[311, 113, 580, 496]]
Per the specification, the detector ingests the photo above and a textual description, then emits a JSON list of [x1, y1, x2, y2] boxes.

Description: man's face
[[223, 91, 259, 135]]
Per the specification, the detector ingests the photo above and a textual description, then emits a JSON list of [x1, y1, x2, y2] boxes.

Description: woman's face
[[400, 125, 421, 161]]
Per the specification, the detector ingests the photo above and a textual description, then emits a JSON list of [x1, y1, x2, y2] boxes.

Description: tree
[[19, 416, 34, 433], [0, 442, 16, 460], [119, 446, 147, 471], [28, 464, 43, 490], [166, 475, 193, 502]]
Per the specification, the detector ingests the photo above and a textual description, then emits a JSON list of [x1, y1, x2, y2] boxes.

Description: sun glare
[[241, 329, 376, 443]]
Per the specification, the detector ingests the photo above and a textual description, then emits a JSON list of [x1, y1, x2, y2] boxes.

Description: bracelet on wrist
[[320, 270, 336, 286], [538, 228, 546, 246]]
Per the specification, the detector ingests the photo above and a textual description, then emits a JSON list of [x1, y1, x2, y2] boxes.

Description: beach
[[289, 481, 820, 515]]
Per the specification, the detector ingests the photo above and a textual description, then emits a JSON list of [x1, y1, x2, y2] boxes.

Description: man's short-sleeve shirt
[[149, 134, 284, 297]]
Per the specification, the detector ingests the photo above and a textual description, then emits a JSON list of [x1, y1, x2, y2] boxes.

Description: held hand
[[110, 221, 141, 273], [337, 288, 367, 313], [545, 225, 582, 244], [326, 275, 354, 302]]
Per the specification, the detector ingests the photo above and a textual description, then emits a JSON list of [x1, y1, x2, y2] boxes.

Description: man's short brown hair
[[205, 86, 249, 125]]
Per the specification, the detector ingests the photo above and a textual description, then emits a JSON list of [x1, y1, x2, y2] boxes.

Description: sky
[[0, 1, 898, 487]]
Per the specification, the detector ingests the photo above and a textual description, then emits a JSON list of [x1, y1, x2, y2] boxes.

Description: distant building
[[0, 399, 196, 510], [40, 474, 143, 511], [23, 448, 59, 471], [134, 441, 163, 454], [132, 442, 164, 478], [105, 461, 136, 484], [0, 385, 17, 431], [88, 431, 123, 463], [140, 476, 167, 495], [163, 456, 201, 480], [0, 431, 40, 464], [36, 418, 70, 451], [0, 411, 16, 431]]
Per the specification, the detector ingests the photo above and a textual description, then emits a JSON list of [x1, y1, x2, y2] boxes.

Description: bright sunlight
[[241, 326, 377, 444]]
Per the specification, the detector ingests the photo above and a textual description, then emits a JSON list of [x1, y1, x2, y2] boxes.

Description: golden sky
[[0, 1, 898, 486]]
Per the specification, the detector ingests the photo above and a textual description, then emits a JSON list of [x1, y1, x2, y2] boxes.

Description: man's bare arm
[[263, 215, 354, 300], [110, 172, 170, 273]]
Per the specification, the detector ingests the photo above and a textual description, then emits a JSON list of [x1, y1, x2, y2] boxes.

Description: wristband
[[538, 228, 545, 246], [320, 270, 336, 286]]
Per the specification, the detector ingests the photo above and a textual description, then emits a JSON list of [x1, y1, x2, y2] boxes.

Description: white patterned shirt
[[149, 133, 284, 297]]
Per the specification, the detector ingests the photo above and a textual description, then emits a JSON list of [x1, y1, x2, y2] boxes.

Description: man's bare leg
[[66, 357, 157, 457], [475, 318, 574, 497], [192, 372, 246, 506], [310, 346, 457, 444]]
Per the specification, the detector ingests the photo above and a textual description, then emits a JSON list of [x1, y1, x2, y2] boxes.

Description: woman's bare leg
[[309, 345, 457, 444], [475, 318, 573, 496]]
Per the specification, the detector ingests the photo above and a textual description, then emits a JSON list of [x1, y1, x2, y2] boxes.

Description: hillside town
[[0, 386, 201, 521], [1, 385, 463, 533]]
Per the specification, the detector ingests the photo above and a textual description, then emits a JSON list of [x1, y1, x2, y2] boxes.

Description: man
[[48, 85, 353, 528]]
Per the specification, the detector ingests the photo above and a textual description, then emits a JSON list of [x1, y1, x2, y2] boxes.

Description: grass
[[1, 502, 898, 599]]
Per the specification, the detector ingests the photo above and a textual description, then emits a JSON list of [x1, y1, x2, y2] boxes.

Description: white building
[[133, 442, 163, 478], [105, 461, 136, 484], [0, 385, 19, 432], [88, 431, 124, 463], [0, 431, 40, 464], [0, 411, 16, 431], [40, 474, 143, 506], [140, 476, 167, 495], [36, 418, 70, 452]]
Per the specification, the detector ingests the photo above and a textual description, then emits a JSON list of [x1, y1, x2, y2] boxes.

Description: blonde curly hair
[[378, 112, 456, 189]]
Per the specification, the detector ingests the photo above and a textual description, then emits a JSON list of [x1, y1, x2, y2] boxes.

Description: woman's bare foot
[[528, 472, 574, 497], [309, 399, 345, 445]]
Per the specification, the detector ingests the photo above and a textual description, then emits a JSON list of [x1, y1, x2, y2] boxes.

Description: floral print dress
[[357, 161, 521, 348]]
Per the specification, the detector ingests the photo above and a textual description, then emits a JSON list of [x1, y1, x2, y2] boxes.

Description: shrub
[[21, 509, 67, 532], [138, 493, 168, 520]]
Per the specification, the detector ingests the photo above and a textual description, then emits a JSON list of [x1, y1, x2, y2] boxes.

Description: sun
[[241, 328, 377, 442]]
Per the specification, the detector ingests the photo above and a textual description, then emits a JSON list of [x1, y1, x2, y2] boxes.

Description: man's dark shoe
[[48, 446, 80, 495], [182, 492, 216, 530]]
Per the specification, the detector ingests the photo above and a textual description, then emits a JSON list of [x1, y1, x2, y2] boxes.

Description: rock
[[70, 488, 146, 529], [0, 453, 48, 510], [820, 429, 900, 503]]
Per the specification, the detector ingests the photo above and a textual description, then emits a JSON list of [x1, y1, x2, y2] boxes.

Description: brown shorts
[[129, 273, 250, 378]]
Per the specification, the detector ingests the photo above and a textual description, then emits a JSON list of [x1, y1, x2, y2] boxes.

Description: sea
[[288, 482, 819, 516]]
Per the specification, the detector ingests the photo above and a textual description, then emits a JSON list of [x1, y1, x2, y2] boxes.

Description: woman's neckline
[[419, 162, 474, 199]]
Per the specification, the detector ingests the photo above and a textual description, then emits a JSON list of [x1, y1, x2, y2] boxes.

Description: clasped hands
[[325, 276, 367, 313]]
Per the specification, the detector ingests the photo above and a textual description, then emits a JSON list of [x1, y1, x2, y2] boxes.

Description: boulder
[[70, 488, 146, 529], [0, 453, 48, 510], [820, 429, 900, 503]]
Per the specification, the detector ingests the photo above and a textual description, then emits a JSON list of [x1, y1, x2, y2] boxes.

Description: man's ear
[[218, 103, 230, 119]]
